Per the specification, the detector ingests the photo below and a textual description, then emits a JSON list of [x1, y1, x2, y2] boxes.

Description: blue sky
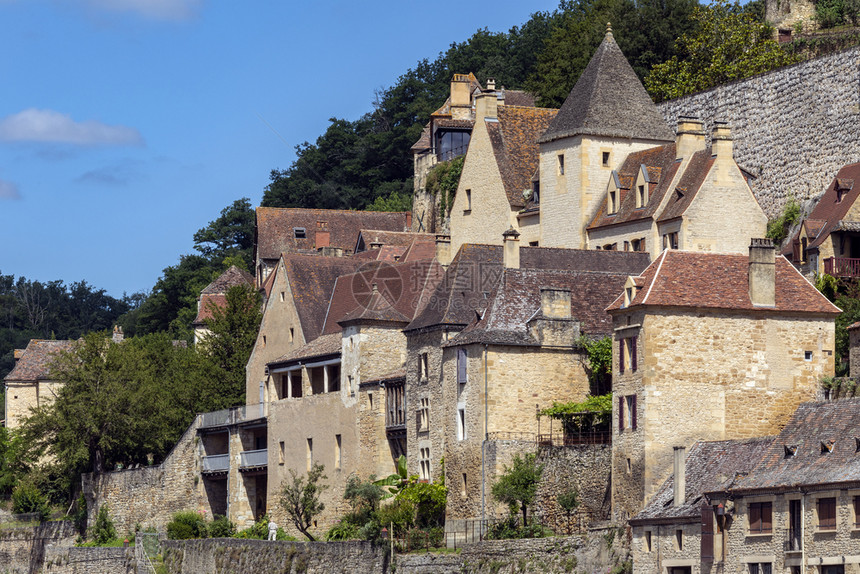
[[0, 0, 559, 298]]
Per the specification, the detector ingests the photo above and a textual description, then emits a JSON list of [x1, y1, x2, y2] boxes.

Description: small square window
[[804, 351, 813, 361], [644, 530, 652, 552], [602, 152, 610, 166], [294, 227, 307, 239], [558, 154, 565, 175], [675, 529, 683, 550]]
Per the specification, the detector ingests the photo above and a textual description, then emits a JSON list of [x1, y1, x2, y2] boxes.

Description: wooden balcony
[[824, 257, 860, 277]]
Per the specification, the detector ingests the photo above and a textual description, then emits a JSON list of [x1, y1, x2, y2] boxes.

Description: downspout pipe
[[481, 343, 489, 526]]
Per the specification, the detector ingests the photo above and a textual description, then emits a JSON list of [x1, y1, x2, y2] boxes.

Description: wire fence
[[135, 532, 162, 574]]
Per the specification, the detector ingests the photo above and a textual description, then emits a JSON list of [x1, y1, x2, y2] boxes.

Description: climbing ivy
[[425, 156, 465, 217]]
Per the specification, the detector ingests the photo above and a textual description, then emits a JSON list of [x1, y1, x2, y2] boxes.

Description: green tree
[[11, 479, 50, 520], [557, 488, 580, 534], [279, 463, 328, 541], [199, 284, 263, 408], [645, 0, 800, 102], [491, 453, 544, 525], [192, 198, 255, 270], [93, 504, 118, 544]]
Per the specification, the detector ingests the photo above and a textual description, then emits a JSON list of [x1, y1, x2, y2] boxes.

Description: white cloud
[[0, 109, 143, 146], [84, 0, 202, 21], [0, 179, 20, 200]]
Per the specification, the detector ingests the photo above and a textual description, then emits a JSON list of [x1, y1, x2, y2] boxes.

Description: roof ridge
[[642, 249, 668, 305]]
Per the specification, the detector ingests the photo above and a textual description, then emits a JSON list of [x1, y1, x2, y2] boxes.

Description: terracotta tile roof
[[588, 144, 680, 229], [200, 265, 254, 295], [607, 250, 841, 315], [281, 254, 374, 343], [411, 125, 432, 153], [793, 162, 860, 250], [406, 244, 651, 332], [847, 321, 860, 330], [486, 106, 558, 209], [539, 31, 673, 144], [502, 90, 536, 107], [721, 399, 860, 493], [255, 207, 410, 261], [352, 245, 408, 262], [436, 119, 474, 129], [400, 236, 437, 263], [656, 151, 716, 222], [5, 339, 74, 382], [361, 368, 406, 385], [355, 230, 433, 253], [267, 332, 341, 367], [193, 266, 255, 325], [448, 268, 632, 346], [321, 259, 446, 334], [631, 437, 775, 524]]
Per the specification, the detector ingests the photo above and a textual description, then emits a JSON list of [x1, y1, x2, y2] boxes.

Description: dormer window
[[837, 189, 846, 203], [625, 287, 635, 306], [532, 181, 540, 205], [294, 227, 307, 239], [637, 184, 646, 208], [609, 190, 618, 214]]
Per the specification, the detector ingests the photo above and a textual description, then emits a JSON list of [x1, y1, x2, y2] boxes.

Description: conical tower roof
[[539, 26, 674, 144]]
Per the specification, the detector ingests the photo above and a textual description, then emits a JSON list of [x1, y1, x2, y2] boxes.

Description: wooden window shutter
[[641, 238, 646, 251], [750, 503, 762, 533], [631, 336, 638, 371], [631, 394, 638, 430], [701, 504, 714, 563], [762, 502, 772, 533], [619, 339, 625, 374], [619, 396, 625, 431], [457, 348, 467, 383]]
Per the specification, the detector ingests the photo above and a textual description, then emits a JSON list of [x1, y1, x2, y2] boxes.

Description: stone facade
[[43, 546, 134, 574], [612, 309, 835, 521], [0, 521, 76, 574], [658, 47, 860, 218]]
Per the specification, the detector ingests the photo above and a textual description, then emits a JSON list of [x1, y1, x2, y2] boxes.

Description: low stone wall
[[0, 521, 76, 574], [161, 538, 390, 574], [43, 546, 134, 574], [84, 416, 204, 533]]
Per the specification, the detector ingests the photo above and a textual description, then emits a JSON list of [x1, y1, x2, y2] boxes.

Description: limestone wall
[[84, 416, 205, 533], [161, 538, 389, 574], [0, 521, 76, 574], [657, 47, 860, 218], [43, 546, 134, 574]]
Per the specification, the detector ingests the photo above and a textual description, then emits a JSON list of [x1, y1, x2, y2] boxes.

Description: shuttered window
[[631, 394, 638, 430], [701, 504, 714, 563], [618, 396, 625, 431], [631, 336, 638, 371], [619, 339, 625, 373], [457, 348, 467, 384], [749, 502, 772, 534], [818, 497, 836, 530]]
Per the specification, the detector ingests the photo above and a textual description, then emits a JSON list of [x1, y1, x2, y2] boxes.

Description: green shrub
[[325, 519, 360, 541], [73, 493, 88, 536], [166, 511, 208, 540], [815, 0, 846, 27], [233, 514, 294, 540], [209, 515, 235, 538], [376, 497, 415, 533], [93, 505, 118, 545], [765, 196, 801, 245], [11, 480, 50, 521]]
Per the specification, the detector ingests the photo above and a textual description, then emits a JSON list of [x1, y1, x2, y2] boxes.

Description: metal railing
[[824, 257, 860, 277], [135, 532, 160, 574], [537, 431, 612, 446], [202, 454, 229, 472], [239, 449, 267, 468], [198, 404, 267, 429]]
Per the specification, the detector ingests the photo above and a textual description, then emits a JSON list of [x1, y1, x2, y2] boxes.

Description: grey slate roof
[[538, 31, 674, 144], [631, 437, 774, 524]]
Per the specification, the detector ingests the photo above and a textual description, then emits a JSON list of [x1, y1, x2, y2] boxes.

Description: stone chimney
[[712, 121, 734, 159], [503, 227, 520, 269], [112, 325, 124, 343], [475, 91, 498, 121], [674, 446, 686, 506], [315, 221, 330, 249], [675, 116, 706, 159], [435, 234, 452, 266], [541, 288, 572, 319], [749, 238, 776, 307], [486, 78, 496, 91], [450, 73, 472, 117]]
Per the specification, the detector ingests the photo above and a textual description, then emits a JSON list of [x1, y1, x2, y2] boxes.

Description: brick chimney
[[435, 234, 452, 266], [315, 221, 330, 249], [712, 121, 734, 160], [749, 238, 776, 307], [503, 227, 520, 269], [675, 116, 706, 159], [673, 446, 686, 506]]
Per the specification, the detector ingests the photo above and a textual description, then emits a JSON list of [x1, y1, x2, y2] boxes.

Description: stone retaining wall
[[42, 546, 134, 574], [0, 521, 76, 574], [658, 46, 860, 218]]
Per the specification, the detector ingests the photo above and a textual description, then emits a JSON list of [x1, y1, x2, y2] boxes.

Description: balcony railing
[[202, 454, 229, 473], [784, 535, 802, 552], [824, 257, 860, 277], [198, 403, 267, 429], [239, 449, 267, 468]]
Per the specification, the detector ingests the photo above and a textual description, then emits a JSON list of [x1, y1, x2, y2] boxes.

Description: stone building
[[191, 265, 255, 346], [631, 398, 860, 574], [586, 118, 767, 257], [253, 207, 411, 284], [607, 241, 840, 522], [447, 90, 556, 253], [537, 28, 675, 251], [4, 339, 73, 429], [786, 162, 860, 280], [410, 74, 536, 235]]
